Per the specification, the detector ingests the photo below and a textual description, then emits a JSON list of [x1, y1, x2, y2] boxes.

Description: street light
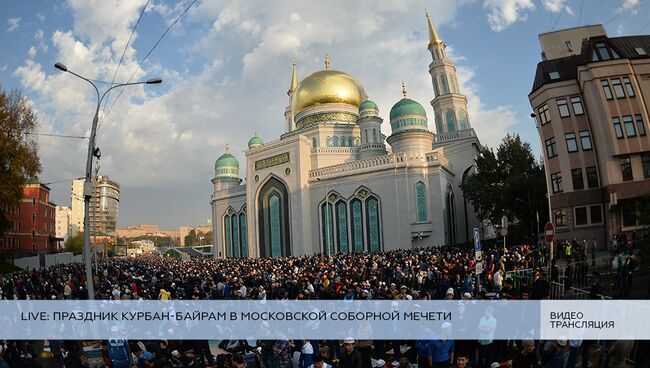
[[55, 62, 161, 299], [531, 112, 554, 272]]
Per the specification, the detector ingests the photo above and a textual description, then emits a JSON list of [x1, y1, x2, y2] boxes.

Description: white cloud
[[539, 0, 566, 13], [36, 13, 45, 22], [27, 46, 37, 59], [0, 64, 7, 72], [483, 0, 535, 31], [619, 0, 640, 14], [6, 17, 21, 32]]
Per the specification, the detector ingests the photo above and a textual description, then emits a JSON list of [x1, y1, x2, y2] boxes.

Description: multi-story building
[[55, 205, 72, 242], [116, 224, 180, 239], [529, 25, 650, 246], [70, 176, 120, 236], [179, 221, 212, 244], [2, 183, 61, 252]]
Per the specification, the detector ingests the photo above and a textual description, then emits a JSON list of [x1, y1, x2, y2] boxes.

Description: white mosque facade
[[211, 15, 482, 258]]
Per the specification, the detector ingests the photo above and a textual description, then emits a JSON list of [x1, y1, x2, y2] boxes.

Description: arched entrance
[[257, 176, 291, 257]]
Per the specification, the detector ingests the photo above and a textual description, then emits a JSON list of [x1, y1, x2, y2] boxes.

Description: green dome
[[215, 153, 239, 168], [359, 99, 378, 112], [248, 135, 264, 148], [389, 98, 427, 121]]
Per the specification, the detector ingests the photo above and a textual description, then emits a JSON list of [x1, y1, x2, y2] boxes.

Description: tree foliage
[[461, 134, 549, 243], [0, 88, 41, 235], [64, 231, 84, 255]]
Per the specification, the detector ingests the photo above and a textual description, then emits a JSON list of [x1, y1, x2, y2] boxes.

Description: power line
[[577, 0, 585, 26], [586, 0, 605, 24], [551, 8, 564, 31], [43, 177, 83, 185], [27, 132, 89, 139], [100, 0, 152, 122], [100, 0, 199, 131]]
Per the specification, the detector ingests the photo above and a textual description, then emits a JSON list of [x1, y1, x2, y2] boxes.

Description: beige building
[[55, 206, 72, 242], [179, 222, 212, 243], [116, 224, 180, 239], [70, 176, 120, 236], [529, 25, 650, 246]]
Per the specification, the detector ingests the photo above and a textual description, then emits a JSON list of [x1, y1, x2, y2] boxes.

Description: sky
[[1, 0, 648, 230]]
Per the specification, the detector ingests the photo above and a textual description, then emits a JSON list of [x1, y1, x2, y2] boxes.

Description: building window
[[239, 212, 248, 257], [268, 194, 282, 257], [321, 202, 334, 255], [613, 117, 623, 139], [31, 230, 35, 239], [446, 110, 457, 132], [551, 172, 562, 193], [623, 115, 636, 137], [579, 130, 592, 150], [622, 77, 635, 97], [32, 197, 36, 206], [620, 156, 633, 181], [570, 97, 584, 115], [449, 74, 457, 93], [415, 181, 427, 222], [636, 114, 646, 136], [554, 209, 567, 227], [538, 104, 551, 125], [435, 112, 443, 133], [601, 80, 613, 100], [575, 207, 588, 226], [593, 42, 619, 61], [557, 99, 570, 117], [545, 137, 557, 158], [336, 201, 349, 253], [635, 47, 647, 56], [348, 136, 354, 147], [350, 199, 363, 252], [312, 137, 317, 148], [372, 130, 377, 143], [565, 132, 578, 152], [590, 205, 603, 224], [332, 136, 339, 147], [549, 71, 560, 80], [586, 166, 599, 188], [365, 196, 381, 252], [459, 110, 468, 130], [232, 214, 240, 257], [571, 168, 584, 190], [611, 78, 625, 99], [432, 77, 440, 97], [32, 212, 35, 222], [565, 40, 573, 51], [440, 74, 449, 94], [642, 154, 650, 179]]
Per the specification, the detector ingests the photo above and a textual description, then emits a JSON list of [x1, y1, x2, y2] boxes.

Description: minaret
[[426, 10, 472, 138], [284, 59, 298, 133], [358, 93, 386, 159]]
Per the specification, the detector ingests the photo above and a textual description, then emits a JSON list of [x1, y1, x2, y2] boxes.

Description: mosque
[[211, 14, 482, 258]]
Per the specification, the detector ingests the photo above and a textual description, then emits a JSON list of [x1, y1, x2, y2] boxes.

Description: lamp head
[[146, 78, 162, 85], [54, 62, 68, 72]]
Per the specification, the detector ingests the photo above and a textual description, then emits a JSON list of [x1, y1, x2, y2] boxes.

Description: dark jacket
[[339, 349, 363, 368]]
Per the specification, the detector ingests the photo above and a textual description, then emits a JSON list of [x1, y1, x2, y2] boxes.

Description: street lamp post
[[531, 112, 554, 271], [55, 62, 161, 299]]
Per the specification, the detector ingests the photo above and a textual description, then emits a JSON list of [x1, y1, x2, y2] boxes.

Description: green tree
[[462, 134, 549, 243], [184, 229, 197, 247], [0, 88, 41, 236], [64, 231, 84, 255]]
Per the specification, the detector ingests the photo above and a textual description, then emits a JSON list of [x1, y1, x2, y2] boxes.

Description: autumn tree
[[0, 87, 41, 236]]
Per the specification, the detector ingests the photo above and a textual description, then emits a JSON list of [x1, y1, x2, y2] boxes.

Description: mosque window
[[336, 201, 349, 253], [232, 214, 240, 258], [239, 212, 247, 257], [340, 136, 346, 146], [432, 78, 440, 97], [269, 194, 282, 257], [224, 214, 232, 258], [445, 110, 457, 132], [416, 181, 427, 222], [348, 137, 354, 147], [372, 129, 377, 143], [364, 130, 368, 144], [440, 74, 450, 95], [448, 74, 457, 93], [312, 137, 318, 148], [321, 202, 334, 255], [333, 136, 339, 147], [459, 110, 468, 130], [350, 199, 364, 252], [326, 137, 332, 147], [365, 196, 381, 252], [435, 112, 443, 133]]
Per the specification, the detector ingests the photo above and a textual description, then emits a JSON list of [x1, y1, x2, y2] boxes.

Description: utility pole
[[93, 159, 100, 270]]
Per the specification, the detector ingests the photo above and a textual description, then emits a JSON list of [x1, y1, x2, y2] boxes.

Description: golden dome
[[291, 69, 366, 117]]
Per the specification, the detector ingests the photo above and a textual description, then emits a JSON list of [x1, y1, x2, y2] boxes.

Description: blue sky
[[1, 0, 648, 229]]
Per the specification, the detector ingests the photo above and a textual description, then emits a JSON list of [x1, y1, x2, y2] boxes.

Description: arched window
[[364, 130, 368, 143], [448, 74, 457, 93], [432, 77, 440, 97], [365, 196, 381, 252], [555, 210, 567, 227], [326, 137, 332, 147], [333, 136, 339, 147], [440, 74, 449, 94], [348, 137, 354, 147], [435, 112, 443, 134], [372, 129, 377, 143], [341, 136, 347, 146], [239, 212, 248, 257], [232, 214, 240, 257], [415, 181, 427, 222], [336, 200, 349, 253], [224, 214, 232, 257], [350, 198, 364, 252], [459, 110, 468, 130], [258, 177, 291, 257], [445, 110, 457, 132], [446, 189, 457, 246], [321, 202, 334, 255], [312, 137, 318, 148]]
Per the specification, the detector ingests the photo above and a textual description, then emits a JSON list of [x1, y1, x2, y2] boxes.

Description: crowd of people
[[0, 244, 642, 368]]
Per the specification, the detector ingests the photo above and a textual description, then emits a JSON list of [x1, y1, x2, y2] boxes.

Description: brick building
[[2, 183, 62, 253]]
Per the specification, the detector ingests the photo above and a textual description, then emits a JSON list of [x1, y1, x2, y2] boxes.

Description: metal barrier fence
[[505, 268, 535, 290]]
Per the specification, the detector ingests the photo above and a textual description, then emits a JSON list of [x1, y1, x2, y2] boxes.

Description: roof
[[530, 35, 650, 94]]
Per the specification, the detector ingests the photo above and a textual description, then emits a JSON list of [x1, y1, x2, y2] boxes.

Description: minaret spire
[[402, 81, 407, 98], [324, 51, 331, 70], [225, 144, 230, 153], [426, 9, 443, 46], [287, 58, 298, 96]]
